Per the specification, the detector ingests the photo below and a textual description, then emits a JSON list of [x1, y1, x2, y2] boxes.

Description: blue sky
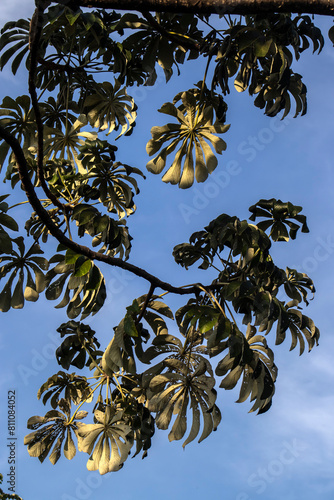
[[1, 2, 334, 499]]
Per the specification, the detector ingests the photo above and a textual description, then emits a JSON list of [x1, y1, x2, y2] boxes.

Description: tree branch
[[0, 124, 203, 296], [136, 283, 156, 324], [29, 3, 66, 212], [52, 0, 334, 16]]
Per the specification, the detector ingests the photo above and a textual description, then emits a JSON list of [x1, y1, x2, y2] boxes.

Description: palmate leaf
[[56, 321, 101, 370], [71, 205, 132, 259], [40, 96, 78, 129], [254, 70, 307, 119], [0, 237, 48, 312], [77, 407, 133, 474], [215, 324, 277, 414], [24, 400, 87, 464], [76, 143, 145, 219], [146, 90, 230, 188], [173, 211, 271, 272], [83, 161, 142, 219], [45, 253, 106, 320], [284, 267, 315, 306], [275, 306, 320, 355], [0, 95, 36, 171], [141, 309, 211, 371], [38, 372, 92, 409], [77, 139, 117, 167], [139, 327, 220, 446], [84, 80, 137, 139], [145, 355, 221, 446], [0, 18, 30, 74], [252, 289, 320, 355], [25, 207, 64, 244], [249, 198, 309, 241], [234, 40, 307, 118], [0, 194, 18, 254], [43, 115, 97, 174]]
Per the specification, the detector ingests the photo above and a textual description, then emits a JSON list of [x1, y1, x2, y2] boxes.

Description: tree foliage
[[0, 0, 328, 478]]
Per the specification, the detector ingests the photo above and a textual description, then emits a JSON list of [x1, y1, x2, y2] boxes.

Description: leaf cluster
[[211, 13, 324, 117], [23, 199, 319, 475]]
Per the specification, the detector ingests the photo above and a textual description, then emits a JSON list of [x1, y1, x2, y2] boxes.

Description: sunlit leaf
[[146, 90, 229, 188], [77, 407, 133, 474]]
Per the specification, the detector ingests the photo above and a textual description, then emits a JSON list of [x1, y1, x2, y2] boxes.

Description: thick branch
[[53, 0, 334, 16], [0, 125, 201, 296], [29, 3, 66, 212]]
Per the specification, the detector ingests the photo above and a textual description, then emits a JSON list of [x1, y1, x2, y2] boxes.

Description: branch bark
[[53, 0, 334, 16]]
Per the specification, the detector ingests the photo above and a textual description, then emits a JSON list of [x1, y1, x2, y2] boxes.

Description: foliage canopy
[[0, 0, 329, 478]]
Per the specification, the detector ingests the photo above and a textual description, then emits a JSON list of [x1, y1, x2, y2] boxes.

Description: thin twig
[[136, 283, 155, 325]]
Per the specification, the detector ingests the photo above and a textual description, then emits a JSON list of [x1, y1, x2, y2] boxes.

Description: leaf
[[77, 407, 133, 474], [84, 80, 136, 139], [24, 286, 39, 302], [146, 89, 229, 188], [24, 405, 83, 464], [73, 257, 92, 277], [215, 328, 277, 414], [43, 116, 97, 174], [0, 213, 18, 231], [56, 321, 100, 370], [0, 239, 48, 310], [102, 335, 125, 373], [249, 199, 309, 241], [329, 25, 334, 45], [38, 372, 91, 408], [145, 299, 174, 319], [146, 351, 219, 446], [64, 428, 76, 460], [124, 314, 138, 337], [46, 256, 106, 319]]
